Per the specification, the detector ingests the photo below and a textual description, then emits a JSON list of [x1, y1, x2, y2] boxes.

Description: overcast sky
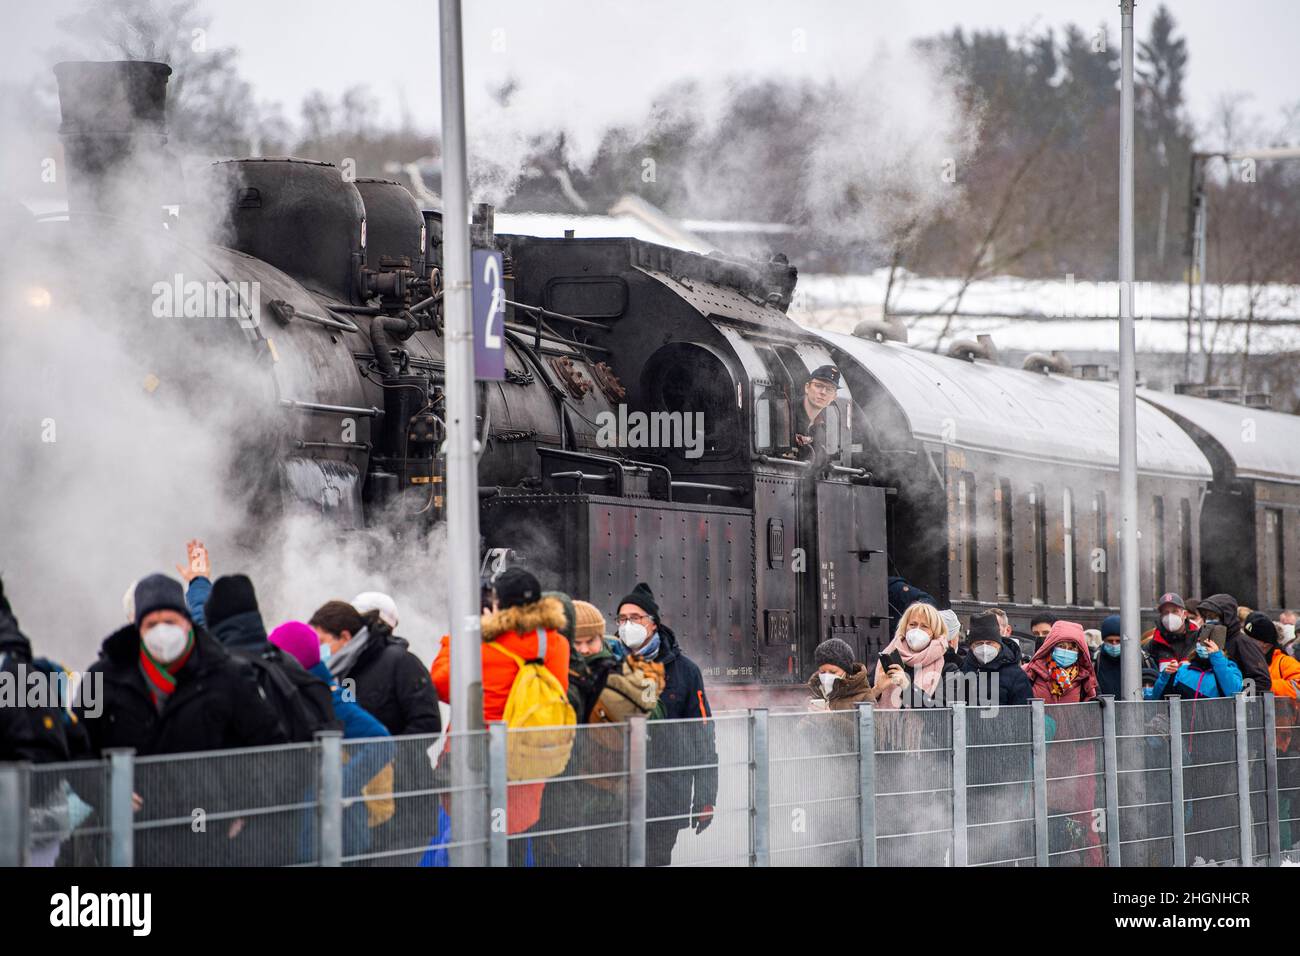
[[9, 0, 1298, 144]]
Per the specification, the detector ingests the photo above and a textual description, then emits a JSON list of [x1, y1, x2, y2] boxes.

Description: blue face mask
[[1195, 644, 1211, 659], [1051, 647, 1079, 667], [319, 641, 332, 663], [1102, 643, 1121, 657]]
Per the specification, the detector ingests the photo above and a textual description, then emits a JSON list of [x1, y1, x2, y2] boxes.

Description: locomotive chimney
[[53, 60, 176, 225]]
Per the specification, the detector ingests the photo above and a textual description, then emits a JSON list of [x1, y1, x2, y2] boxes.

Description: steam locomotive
[[22, 61, 1300, 705]]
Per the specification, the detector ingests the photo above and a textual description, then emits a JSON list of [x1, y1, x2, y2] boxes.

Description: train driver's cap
[[808, 365, 840, 386], [1157, 592, 1186, 611]]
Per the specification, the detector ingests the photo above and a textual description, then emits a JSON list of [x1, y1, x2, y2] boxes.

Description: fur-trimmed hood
[[481, 596, 568, 642]]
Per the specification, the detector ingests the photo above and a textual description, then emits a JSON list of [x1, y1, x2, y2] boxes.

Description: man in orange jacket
[[430, 568, 570, 854]]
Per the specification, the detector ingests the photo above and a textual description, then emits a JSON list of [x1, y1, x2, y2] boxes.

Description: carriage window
[[1264, 508, 1285, 608], [1179, 499, 1194, 597], [1063, 488, 1076, 606], [1030, 484, 1047, 604], [1093, 491, 1109, 607], [997, 478, 1014, 602], [955, 472, 978, 600], [1152, 497, 1167, 593]]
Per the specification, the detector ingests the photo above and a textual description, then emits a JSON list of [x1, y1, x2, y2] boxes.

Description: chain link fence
[[2, 695, 1296, 867]]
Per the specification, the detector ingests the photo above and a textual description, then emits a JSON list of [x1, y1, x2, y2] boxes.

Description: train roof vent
[[852, 316, 908, 344], [1204, 384, 1243, 402], [1075, 363, 1111, 381], [946, 334, 997, 363], [1023, 350, 1073, 375]]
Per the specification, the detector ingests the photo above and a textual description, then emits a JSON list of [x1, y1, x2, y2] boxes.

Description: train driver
[[792, 364, 840, 465]]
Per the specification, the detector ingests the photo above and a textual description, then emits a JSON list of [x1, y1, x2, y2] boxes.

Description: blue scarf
[[638, 632, 662, 661]]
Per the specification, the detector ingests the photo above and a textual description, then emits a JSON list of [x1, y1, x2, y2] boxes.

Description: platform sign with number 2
[[473, 248, 506, 381]]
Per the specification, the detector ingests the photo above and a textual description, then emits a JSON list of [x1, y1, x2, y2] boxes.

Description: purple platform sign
[[472, 248, 506, 381]]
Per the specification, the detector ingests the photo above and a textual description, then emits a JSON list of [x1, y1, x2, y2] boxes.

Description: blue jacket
[[1144, 652, 1243, 700], [185, 577, 212, 628], [303, 661, 394, 863]]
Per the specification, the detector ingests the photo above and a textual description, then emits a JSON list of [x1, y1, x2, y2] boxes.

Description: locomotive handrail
[[294, 439, 372, 452], [268, 298, 362, 333], [506, 299, 611, 332], [669, 481, 745, 495], [503, 321, 611, 354], [756, 454, 813, 469], [279, 398, 383, 418]]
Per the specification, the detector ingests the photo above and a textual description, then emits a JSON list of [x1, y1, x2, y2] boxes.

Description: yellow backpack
[[487, 629, 576, 781]]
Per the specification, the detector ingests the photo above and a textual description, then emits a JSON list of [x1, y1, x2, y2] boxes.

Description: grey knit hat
[[813, 637, 855, 673]]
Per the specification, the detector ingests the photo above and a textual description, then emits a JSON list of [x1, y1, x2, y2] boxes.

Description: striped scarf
[[139, 635, 195, 710]]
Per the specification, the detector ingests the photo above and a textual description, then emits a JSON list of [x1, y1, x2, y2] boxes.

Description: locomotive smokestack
[[53, 60, 175, 224]]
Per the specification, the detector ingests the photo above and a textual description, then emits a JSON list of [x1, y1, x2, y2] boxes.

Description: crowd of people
[[0, 541, 716, 866], [808, 586, 1300, 714], [4, 538, 1299, 866]]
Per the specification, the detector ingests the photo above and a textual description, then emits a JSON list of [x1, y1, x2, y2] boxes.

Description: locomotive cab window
[[641, 342, 738, 458]]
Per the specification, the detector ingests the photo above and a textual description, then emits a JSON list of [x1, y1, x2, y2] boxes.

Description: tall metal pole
[[440, 0, 487, 864], [1118, 0, 1142, 700]]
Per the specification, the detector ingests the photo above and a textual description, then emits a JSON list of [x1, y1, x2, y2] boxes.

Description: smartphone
[[880, 649, 903, 671]]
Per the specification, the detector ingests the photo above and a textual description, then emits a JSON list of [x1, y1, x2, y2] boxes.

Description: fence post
[[106, 748, 134, 868], [857, 703, 876, 867], [951, 702, 967, 867], [487, 722, 509, 867], [1101, 697, 1122, 866], [1168, 696, 1187, 867], [1031, 699, 1049, 867], [1235, 693, 1254, 866], [1263, 693, 1282, 866], [749, 708, 770, 867], [315, 730, 342, 867], [628, 717, 647, 867], [0, 762, 31, 867]]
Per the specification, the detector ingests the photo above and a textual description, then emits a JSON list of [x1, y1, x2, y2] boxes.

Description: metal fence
[[3, 695, 1297, 867]]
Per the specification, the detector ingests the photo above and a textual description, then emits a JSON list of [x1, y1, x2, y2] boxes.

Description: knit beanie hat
[[967, 611, 1002, 645], [1100, 614, 1122, 639], [1244, 611, 1279, 649], [205, 574, 259, 628], [352, 591, 399, 630], [813, 637, 854, 673], [133, 573, 190, 628], [571, 600, 606, 642], [269, 620, 321, 670], [494, 568, 541, 610], [543, 591, 576, 641], [618, 582, 659, 623]]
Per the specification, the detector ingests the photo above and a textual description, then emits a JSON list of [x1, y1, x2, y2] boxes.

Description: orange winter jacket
[[430, 596, 571, 832], [1269, 649, 1300, 752]]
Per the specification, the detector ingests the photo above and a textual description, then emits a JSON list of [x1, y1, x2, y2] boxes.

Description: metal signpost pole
[[1118, 0, 1142, 700], [440, 0, 487, 865]]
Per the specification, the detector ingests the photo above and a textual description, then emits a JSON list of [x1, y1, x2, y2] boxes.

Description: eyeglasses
[[615, 613, 651, 625]]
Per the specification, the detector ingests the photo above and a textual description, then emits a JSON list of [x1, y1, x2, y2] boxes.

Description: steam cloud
[[0, 144, 448, 669]]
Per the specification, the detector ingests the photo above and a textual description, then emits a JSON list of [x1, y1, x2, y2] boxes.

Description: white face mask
[[1162, 613, 1184, 633], [904, 628, 931, 651], [1282, 624, 1296, 646], [972, 643, 999, 665], [818, 672, 840, 695], [143, 622, 190, 663], [619, 621, 648, 649]]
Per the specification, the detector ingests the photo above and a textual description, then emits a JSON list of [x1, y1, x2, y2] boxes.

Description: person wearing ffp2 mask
[[615, 582, 716, 867], [806, 637, 887, 711]]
